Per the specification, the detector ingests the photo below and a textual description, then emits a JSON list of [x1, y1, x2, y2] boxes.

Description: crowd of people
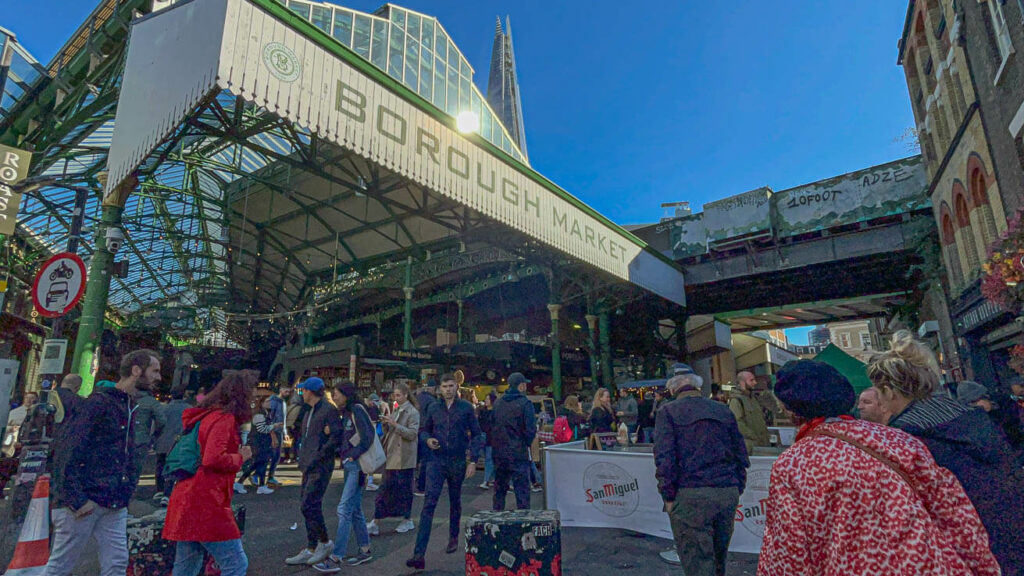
[[2, 329, 1022, 575], [653, 331, 1024, 576]]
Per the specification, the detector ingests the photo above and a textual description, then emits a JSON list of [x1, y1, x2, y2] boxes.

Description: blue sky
[[4, 0, 914, 340]]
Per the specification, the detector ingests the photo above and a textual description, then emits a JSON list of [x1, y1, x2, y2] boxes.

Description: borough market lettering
[[334, 80, 630, 263]]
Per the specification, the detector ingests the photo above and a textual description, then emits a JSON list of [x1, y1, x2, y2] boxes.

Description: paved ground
[[3, 462, 759, 575]]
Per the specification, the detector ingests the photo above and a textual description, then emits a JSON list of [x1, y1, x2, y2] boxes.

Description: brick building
[[898, 0, 1024, 387]]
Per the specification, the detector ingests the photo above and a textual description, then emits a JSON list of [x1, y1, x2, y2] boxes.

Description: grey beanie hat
[[955, 381, 990, 406]]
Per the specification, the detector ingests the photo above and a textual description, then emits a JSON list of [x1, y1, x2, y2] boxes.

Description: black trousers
[[300, 464, 333, 547], [374, 468, 415, 520], [414, 458, 465, 556], [493, 459, 531, 511]]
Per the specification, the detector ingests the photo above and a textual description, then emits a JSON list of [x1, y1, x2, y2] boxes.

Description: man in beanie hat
[[490, 372, 536, 511], [758, 360, 999, 576], [653, 363, 749, 576]]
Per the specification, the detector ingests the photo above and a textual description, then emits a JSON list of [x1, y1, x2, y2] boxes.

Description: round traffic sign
[[32, 252, 87, 318]]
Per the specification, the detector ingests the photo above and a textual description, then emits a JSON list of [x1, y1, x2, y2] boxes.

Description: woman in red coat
[[758, 360, 999, 576], [163, 373, 253, 576]]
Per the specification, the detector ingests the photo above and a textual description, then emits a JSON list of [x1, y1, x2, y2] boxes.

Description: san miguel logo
[[733, 468, 771, 538], [582, 462, 639, 518], [263, 42, 301, 83]]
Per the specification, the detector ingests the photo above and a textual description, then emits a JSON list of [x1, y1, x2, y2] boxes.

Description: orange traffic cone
[[5, 475, 50, 575]]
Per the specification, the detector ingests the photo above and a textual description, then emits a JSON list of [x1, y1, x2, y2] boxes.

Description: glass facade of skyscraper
[[279, 1, 528, 165], [0, 28, 47, 122]]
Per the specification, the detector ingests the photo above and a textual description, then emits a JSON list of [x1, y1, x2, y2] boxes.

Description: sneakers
[[478, 481, 491, 489], [659, 548, 681, 565], [256, 485, 274, 495], [345, 550, 373, 566], [365, 480, 380, 492], [531, 484, 543, 493], [159, 496, 169, 507], [267, 477, 282, 487], [232, 482, 248, 495], [285, 548, 314, 565], [307, 540, 334, 565], [312, 555, 342, 573], [152, 491, 165, 501], [413, 491, 425, 497], [366, 520, 380, 536], [395, 519, 415, 533]]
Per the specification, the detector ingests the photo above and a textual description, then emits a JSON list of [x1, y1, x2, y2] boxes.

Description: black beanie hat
[[774, 360, 855, 419]]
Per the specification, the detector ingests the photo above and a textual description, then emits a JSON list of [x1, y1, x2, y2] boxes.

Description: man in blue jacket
[[490, 372, 536, 511], [406, 373, 483, 570], [654, 365, 748, 576], [45, 349, 161, 576]]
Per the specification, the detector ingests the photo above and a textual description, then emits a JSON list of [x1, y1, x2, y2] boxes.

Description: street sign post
[[31, 253, 86, 318]]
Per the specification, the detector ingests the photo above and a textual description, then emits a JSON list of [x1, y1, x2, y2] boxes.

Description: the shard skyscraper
[[486, 16, 528, 162]]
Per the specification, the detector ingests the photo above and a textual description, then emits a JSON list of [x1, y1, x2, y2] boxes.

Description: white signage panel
[[544, 442, 774, 553]]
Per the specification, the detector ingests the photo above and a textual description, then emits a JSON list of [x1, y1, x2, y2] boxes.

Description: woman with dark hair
[[235, 395, 277, 495], [367, 382, 421, 536], [311, 383, 375, 572], [163, 373, 253, 576], [758, 360, 999, 576]]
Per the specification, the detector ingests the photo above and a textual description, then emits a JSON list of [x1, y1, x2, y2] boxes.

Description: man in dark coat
[[285, 377, 343, 567], [406, 374, 483, 570], [45, 349, 161, 576], [654, 364, 749, 576], [490, 372, 536, 510], [413, 383, 437, 495]]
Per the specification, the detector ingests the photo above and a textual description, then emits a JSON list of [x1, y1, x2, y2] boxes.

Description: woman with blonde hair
[[588, 388, 617, 433], [867, 330, 1024, 575], [559, 395, 587, 440]]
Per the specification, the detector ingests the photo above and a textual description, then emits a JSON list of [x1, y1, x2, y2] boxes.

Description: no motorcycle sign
[[32, 253, 87, 318]]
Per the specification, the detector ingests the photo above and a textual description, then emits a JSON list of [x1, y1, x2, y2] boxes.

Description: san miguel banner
[[0, 143, 31, 235], [104, 0, 684, 305], [543, 443, 774, 554]]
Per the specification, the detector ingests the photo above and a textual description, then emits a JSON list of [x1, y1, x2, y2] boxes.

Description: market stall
[[543, 441, 775, 554]]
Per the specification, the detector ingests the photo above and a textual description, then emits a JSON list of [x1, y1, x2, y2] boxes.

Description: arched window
[[941, 210, 964, 289], [966, 165, 999, 248], [954, 191, 981, 277]]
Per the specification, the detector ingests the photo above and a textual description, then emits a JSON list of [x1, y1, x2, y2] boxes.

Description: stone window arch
[[967, 157, 998, 249], [940, 204, 964, 290], [953, 189, 982, 279]]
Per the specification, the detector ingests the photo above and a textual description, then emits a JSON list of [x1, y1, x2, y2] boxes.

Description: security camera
[[106, 226, 125, 254]]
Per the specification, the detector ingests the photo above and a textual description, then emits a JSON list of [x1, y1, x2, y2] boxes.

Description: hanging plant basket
[[981, 209, 1024, 310]]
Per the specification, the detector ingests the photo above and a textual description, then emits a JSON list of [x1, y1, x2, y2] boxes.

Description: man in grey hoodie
[[152, 389, 190, 503]]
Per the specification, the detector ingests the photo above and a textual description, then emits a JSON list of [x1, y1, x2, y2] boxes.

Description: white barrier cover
[[544, 442, 774, 554]]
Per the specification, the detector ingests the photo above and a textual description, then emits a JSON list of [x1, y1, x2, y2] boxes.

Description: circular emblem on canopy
[[262, 42, 301, 83]]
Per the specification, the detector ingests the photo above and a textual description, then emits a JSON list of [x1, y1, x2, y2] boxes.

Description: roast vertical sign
[[0, 143, 31, 235]]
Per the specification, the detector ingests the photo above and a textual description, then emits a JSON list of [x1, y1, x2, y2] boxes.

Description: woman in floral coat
[[757, 360, 999, 576]]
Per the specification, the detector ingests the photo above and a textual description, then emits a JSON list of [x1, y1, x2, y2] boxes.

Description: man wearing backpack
[[490, 373, 536, 511], [45, 349, 161, 576]]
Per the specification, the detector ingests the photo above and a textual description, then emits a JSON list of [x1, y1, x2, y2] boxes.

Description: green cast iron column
[[403, 258, 414, 349], [585, 313, 600, 387], [456, 299, 464, 344], [548, 303, 562, 401], [599, 308, 612, 392], [71, 204, 122, 396]]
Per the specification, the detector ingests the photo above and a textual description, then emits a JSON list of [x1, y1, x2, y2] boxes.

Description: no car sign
[[32, 253, 87, 318]]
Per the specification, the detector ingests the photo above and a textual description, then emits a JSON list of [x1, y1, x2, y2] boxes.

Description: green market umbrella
[[812, 344, 873, 394]]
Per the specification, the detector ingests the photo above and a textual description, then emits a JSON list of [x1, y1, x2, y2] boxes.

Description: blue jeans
[[333, 460, 370, 557], [172, 540, 248, 576], [414, 458, 465, 556], [529, 460, 543, 485], [483, 446, 495, 483]]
